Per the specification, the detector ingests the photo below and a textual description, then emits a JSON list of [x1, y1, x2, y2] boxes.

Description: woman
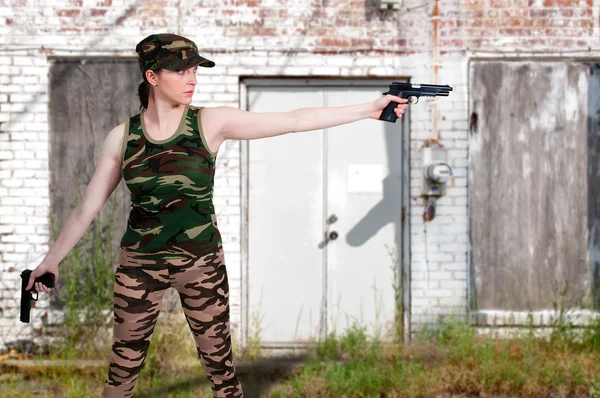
[[25, 33, 409, 397]]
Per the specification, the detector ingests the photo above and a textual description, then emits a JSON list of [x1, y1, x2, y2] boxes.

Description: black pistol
[[379, 82, 453, 123], [20, 269, 55, 323]]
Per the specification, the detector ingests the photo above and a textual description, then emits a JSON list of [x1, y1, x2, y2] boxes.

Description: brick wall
[[1, 0, 599, 350]]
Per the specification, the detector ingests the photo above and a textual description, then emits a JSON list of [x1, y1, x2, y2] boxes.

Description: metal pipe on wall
[[431, 0, 440, 144]]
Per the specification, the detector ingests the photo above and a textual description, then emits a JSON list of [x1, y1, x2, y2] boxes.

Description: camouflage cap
[[135, 33, 215, 75]]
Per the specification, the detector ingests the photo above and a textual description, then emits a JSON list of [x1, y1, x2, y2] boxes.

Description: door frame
[[239, 77, 412, 349]]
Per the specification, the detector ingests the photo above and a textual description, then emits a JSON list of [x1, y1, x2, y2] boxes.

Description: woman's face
[[147, 65, 198, 105]]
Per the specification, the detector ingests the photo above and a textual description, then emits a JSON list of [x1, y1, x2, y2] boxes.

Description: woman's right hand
[[25, 261, 59, 294]]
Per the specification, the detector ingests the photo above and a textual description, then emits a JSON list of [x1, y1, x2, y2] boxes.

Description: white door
[[244, 80, 405, 347]]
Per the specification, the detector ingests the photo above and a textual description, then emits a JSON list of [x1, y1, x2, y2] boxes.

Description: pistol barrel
[[384, 84, 453, 98]]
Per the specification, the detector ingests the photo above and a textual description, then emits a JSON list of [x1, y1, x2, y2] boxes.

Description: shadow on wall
[[345, 120, 403, 249]]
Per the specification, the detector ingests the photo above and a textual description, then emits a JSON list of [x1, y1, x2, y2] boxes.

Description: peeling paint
[[588, 63, 600, 308], [470, 61, 595, 312]]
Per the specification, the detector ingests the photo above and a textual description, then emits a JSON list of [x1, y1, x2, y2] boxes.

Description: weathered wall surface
[[470, 61, 594, 312], [588, 64, 600, 309]]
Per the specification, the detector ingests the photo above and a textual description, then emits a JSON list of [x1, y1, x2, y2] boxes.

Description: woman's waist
[[123, 214, 220, 241], [126, 208, 217, 224], [129, 194, 215, 212]]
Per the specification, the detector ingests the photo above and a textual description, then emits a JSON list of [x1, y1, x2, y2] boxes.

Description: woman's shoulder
[[188, 105, 228, 127], [188, 105, 225, 155], [104, 121, 128, 164], [188, 105, 218, 132], [188, 104, 205, 118]]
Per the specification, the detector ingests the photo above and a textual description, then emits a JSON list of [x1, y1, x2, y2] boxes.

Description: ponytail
[[137, 79, 151, 111], [138, 69, 162, 111]]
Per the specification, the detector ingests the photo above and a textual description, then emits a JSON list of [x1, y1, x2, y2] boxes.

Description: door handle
[[318, 229, 339, 249], [318, 215, 339, 248]]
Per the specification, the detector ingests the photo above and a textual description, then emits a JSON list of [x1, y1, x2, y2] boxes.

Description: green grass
[[4, 180, 599, 397], [269, 314, 600, 398], [2, 311, 600, 397]]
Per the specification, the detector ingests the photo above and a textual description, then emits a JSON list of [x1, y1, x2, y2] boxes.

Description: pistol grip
[[38, 273, 56, 289], [19, 269, 56, 323], [379, 101, 400, 123]]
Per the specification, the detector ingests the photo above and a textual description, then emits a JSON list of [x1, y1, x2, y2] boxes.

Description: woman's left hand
[[368, 94, 413, 120]]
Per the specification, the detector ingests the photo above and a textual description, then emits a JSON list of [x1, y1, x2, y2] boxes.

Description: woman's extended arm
[[213, 94, 409, 142]]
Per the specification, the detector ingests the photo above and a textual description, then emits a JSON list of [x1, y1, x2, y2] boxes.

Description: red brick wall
[[454, 0, 598, 50], [1, 1, 598, 54]]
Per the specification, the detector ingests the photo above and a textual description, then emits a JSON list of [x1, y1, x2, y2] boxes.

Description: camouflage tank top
[[119, 104, 221, 258]]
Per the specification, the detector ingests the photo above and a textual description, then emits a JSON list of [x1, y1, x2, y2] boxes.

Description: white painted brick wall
[[1, 0, 599, 351]]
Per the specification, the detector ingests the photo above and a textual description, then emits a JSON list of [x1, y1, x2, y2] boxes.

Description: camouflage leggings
[[102, 244, 244, 398]]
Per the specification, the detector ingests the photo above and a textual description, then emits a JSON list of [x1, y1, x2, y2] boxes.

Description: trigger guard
[[411, 96, 419, 104]]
